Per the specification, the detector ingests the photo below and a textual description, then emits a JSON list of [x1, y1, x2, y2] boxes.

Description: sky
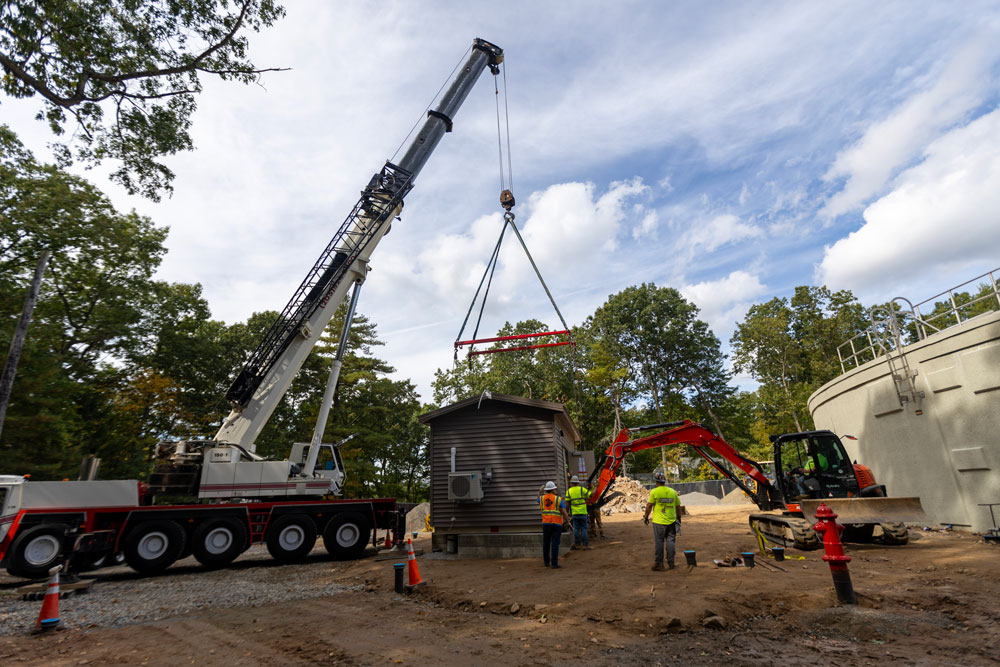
[[5, 1, 1000, 402]]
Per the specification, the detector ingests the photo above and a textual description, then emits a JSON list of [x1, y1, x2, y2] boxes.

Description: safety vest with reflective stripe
[[540, 493, 564, 524], [566, 485, 590, 515]]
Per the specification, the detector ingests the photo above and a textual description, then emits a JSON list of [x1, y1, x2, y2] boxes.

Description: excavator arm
[[586, 420, 783, 511]]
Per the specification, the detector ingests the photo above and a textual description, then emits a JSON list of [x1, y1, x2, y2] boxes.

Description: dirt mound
[[720, 487, 753, 505], [678, 491, 720, 506], [405, 502, 430, 534]]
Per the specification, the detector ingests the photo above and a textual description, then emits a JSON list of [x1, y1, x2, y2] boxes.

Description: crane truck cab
[[0, 475, 23, 544]]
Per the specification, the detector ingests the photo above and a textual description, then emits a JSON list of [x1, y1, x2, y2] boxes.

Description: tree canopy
[[0, 0, 285, 199]]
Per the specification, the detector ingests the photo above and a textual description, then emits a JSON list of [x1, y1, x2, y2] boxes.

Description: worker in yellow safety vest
[[566, 475, 592, 550], [643, 471, 681, 571], [538, 481, 570, 568]]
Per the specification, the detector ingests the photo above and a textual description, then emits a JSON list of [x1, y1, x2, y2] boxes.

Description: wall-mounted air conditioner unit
[[448, 471, 484, 502]]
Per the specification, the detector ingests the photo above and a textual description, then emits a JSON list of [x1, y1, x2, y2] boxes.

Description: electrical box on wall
[[448, 472, 484, 502]]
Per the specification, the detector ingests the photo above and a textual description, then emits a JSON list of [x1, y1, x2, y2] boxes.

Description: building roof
[[418, 392, 582, 444]]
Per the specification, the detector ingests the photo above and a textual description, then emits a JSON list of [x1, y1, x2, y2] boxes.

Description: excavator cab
[[772, 431, 858, 502]]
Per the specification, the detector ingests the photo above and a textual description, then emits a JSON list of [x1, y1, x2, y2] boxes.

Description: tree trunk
[[0, 251, 50, 442], [644, 368, 669, 474]]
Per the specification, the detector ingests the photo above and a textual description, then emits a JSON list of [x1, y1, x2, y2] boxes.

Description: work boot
[[651, 562, 665, 571], [571, 543, 580, 550], [667, 562, 676, 570]]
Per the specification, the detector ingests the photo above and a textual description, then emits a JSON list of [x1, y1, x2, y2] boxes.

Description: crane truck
[[0, 38, 505, 580], [588, 420, 928, 549]]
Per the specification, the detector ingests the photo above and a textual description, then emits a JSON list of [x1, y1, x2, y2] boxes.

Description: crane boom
[[216, 39, 504, 450]]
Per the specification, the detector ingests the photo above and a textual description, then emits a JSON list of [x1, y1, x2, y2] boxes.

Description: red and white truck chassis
[[0, 475, 402, 579]]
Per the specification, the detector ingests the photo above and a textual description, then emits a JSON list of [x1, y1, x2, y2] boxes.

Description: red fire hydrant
[[812, 502, 857, 605]]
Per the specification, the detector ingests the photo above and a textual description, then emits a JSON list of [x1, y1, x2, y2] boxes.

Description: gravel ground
[[0, 544, 365, 636]]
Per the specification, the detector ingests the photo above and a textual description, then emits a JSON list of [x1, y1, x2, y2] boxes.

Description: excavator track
[[749, 513, 821, 550], [876, 522, 909, 545]]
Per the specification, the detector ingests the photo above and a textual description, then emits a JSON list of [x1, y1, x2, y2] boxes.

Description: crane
[[147, 38, 505, 500]]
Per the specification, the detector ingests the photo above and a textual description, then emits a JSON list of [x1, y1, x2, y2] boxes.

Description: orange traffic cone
[[384, 531, 393, 549], [405, 538, 425, 588], [35, 565, 62, 632]]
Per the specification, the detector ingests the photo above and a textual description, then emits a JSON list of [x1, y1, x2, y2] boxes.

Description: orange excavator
[[586, 420, 927, 549]]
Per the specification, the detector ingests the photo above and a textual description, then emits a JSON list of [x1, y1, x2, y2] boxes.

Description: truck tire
[[322, 512, 371, 560], [6, 524, 69, 579], [265, 514, 316, 562], [192, 518, 248, 568], [124, 520, 186, 575]]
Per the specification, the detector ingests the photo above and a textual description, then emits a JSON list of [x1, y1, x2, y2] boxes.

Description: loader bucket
[[799, 497, 930, 525]]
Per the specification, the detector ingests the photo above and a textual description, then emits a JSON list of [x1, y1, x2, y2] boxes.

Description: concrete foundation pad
[[433, 531, 573, 558]]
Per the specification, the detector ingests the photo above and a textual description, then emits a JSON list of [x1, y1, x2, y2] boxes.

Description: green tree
[[584, 284, 731, 473], [1, 0, 285, 199], [731, 285, 868, 449], [1, 126, 174, 476]]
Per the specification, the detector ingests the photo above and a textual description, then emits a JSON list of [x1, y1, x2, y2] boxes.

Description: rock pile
[[599, 475, 650, 514]]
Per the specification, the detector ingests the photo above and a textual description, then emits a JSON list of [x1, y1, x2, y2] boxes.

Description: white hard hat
[[570, 475, 580, 484], [544, 481, 557, 491]]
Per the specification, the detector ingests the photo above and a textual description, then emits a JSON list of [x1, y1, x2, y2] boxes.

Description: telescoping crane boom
[[148, 38, 505, 500], [586, 420, 927, 550]]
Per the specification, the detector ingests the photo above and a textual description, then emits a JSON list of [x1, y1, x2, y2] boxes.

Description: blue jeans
[[542, 523, 562, 566], [571, 515, 589, 546]]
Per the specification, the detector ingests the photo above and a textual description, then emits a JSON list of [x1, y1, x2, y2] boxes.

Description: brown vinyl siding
[[424, 397, 578, 531]]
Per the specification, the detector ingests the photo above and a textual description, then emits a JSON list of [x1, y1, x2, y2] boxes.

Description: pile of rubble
[[599, 475, 650, 514]]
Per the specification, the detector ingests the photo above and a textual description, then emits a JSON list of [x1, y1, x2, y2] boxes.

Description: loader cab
[[772, 431, 858, 502]]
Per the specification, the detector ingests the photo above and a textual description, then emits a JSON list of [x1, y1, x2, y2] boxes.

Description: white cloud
[[817, 106, 1000, 298], [682, 214, 763, 255], [632, 210, 659, 240], [820, 38, 994, 219], [681, 270, 768, 338]]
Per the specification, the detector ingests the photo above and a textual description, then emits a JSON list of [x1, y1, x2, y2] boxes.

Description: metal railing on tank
[[837, 266, 1000, 373]]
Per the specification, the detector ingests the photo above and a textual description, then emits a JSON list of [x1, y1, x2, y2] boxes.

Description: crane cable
[[454, 62, 584, 413]]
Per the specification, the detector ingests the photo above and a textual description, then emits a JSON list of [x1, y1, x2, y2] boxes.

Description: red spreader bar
[[454, 330, 575, 356]]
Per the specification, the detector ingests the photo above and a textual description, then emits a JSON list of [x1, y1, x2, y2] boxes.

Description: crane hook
[[500, 189, 515, 212]]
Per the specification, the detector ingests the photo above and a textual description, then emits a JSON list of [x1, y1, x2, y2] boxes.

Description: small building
[[418, 393, 583, 557]]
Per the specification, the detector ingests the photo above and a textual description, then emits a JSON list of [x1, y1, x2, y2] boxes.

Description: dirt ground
[[2, 506, 998, 666]]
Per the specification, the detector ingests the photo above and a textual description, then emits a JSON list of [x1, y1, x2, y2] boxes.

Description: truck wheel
[[265, 514, 316, 562], [124, 520, 186, 575], [192, 518, 248, 567], [6, 524, 69, 579], [322, 512, 371, 560]]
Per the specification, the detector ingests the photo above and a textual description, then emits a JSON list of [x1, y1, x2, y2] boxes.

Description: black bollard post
[[394, 563, 405, 594], [684, 550, 697, 567]]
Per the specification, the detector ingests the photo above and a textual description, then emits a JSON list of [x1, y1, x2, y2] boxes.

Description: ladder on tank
[[868, 304, 924, 408], [225, 162, 414, 406]]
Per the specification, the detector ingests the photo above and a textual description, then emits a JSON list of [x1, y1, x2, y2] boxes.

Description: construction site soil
[[2, 506, 998, 666]]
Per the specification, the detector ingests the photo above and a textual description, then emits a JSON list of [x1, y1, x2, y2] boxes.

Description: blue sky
[[5, 1, 1000, 399]]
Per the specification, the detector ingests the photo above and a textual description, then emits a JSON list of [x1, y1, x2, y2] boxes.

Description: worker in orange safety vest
[[538, 481, 570, 568]]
